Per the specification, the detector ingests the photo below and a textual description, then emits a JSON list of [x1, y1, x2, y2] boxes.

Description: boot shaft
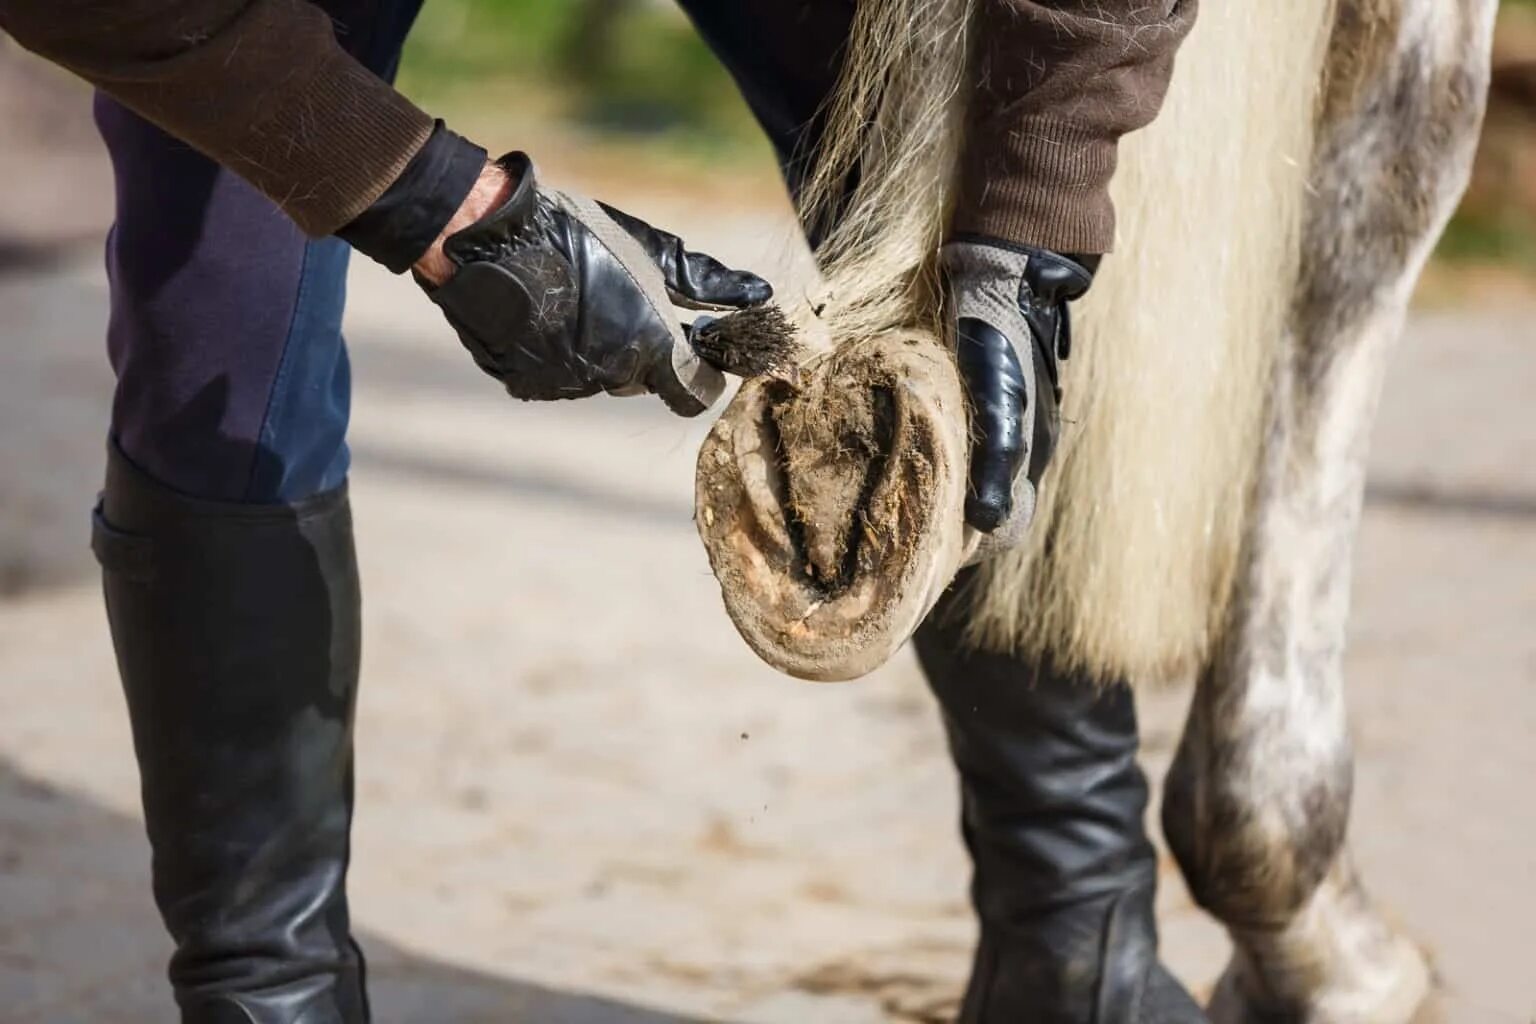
[[95, 443, 367, 1023], [916, 577, 1205, 1023]]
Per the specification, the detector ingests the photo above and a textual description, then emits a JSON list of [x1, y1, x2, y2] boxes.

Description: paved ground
[[1, 129, 1534, 1021]]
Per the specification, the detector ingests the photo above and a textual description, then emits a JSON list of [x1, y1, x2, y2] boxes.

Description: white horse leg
[[1160, 1, 1497, 1021], [1163, 299, 1435, 1023]]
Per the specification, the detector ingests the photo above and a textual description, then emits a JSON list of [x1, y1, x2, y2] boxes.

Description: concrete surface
[[1, 175, 1533, 1022]]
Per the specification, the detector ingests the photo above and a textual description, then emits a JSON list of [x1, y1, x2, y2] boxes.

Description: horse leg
[[1160, 1, 1497, 1020]]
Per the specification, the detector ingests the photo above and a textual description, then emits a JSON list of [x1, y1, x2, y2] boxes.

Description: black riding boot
[[93, 444, 368, 1023], [914, 584, 1205, 1024]]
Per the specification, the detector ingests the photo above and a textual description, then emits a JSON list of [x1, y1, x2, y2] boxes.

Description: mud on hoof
[[696, 334, 977, 681]]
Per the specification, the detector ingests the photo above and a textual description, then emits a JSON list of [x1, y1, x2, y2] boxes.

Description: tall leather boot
[[914, 582, 1206, 1024], [92, 443, 368, 1023]]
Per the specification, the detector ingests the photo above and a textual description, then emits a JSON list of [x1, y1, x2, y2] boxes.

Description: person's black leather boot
[[915, 580, 1206, 1024], [92, 443, 368, 1024]]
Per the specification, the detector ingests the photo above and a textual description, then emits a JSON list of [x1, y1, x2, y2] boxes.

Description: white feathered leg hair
[[698, 2, 1336, 685]]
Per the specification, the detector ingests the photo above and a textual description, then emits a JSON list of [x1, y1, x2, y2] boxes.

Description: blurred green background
[[397, 0, 1536, 282], [1440, 0, 1536, 274], [397, 0, 763, 159]]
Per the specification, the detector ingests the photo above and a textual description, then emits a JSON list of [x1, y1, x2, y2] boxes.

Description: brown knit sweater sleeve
[[0, 0, 435, 237], [953, 0, 1197, 254]]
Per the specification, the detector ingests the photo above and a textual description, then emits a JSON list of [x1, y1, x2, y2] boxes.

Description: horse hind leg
[[1159, 1, 1497, 1020]]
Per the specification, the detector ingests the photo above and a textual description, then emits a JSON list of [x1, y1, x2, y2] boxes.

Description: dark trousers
[[95, 0, 424, 501], [98, 0, 850, 503]]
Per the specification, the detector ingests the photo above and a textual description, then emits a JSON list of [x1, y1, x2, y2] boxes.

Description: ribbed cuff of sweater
[[337, 123, 488, 273], [233, 46, 436, 238], [951, 116, 1119, 256]]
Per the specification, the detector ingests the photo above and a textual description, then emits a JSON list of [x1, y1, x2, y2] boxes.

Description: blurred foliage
[[1438, 210, 1536, 269], [396, 0, 760, 157]]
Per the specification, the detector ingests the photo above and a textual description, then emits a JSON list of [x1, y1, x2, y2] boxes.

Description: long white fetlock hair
[[768, 2, 1338, 684], [791, 0, 975, 351], [958, 3, 1338, 683]]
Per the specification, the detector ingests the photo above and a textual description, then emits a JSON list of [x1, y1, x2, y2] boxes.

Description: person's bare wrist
[[413, 161, 519, 287]]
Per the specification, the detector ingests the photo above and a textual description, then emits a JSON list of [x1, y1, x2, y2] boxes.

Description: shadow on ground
[[0, 758, 707, 1024]]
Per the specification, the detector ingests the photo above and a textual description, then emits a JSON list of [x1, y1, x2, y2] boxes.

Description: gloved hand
[[943, 239, 1095, 546], [420, 152, 773, 416]]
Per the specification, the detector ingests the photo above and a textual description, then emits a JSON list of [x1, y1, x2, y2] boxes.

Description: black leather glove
[[421, 152, 773, 416], [943, 238, 1095, 545]]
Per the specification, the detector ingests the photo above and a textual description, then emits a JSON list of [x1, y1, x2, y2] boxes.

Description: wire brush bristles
[[690, 307, 799, 379]]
